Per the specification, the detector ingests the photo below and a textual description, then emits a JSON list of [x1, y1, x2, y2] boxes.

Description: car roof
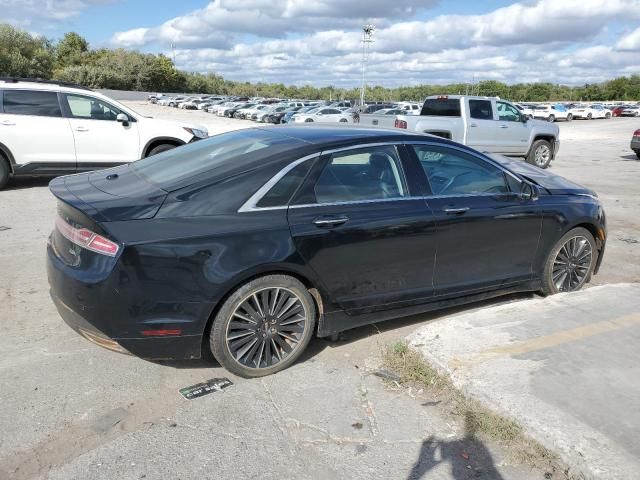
[[256, 124, 429, 146]]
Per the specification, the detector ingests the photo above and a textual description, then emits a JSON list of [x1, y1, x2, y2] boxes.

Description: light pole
[[360, 24, 375, 108]]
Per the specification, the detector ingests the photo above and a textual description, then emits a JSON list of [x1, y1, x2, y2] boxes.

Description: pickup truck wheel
[[547, 114, 555, 122], [527, 139, 553, 169], [147, 143, 177, 157], [0, 158, 10, 190]]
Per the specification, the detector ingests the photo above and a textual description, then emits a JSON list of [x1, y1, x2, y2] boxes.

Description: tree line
[[1, 24, 639, 102]]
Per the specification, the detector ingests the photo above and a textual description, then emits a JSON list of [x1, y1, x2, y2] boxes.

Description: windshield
[[132, 129, 292, 189]]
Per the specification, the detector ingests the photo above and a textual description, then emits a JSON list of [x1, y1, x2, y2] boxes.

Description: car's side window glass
[[3, 90, 62, 117], [65, 94, 126, 121], [497, 102, 520, 122], [313, 146, 407, 204], [256, 161, 312, 208], [469, 100, 493, 120], [411, 145, 508, 196]]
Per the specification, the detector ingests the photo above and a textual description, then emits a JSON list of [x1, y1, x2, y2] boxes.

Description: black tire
[[147, 143, 177, 157], [305, 118, 314, 123], [634, 149, 640, 160], [605, 112, 611, 119], [339, 118, 348, 123], [566, 113, 573, 122], [210, 275, 317, 378], [0, 157, 10, 190], [547, 115, 555, 122], [527, 139, 553, 169], [587, 113, 592, 120], [541, 227, 597, 296]]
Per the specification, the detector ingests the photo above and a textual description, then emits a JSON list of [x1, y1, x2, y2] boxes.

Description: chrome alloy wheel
[[552, 235, 593, 292], [534, 144, 551, 167], [225, 287, 308, 369]]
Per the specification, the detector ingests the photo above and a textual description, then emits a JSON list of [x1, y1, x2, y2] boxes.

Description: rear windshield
[[132, 129, 293, 189], [420, 98, 461, 117]]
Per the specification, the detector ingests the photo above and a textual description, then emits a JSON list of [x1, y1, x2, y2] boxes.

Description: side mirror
[[116, 113, 129, 126], [521, 113, 529, 123], [519, 181, 539, 201]]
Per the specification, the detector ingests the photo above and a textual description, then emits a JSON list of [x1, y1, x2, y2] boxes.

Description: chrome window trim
[[238, 152, 321, 212], [238, 142, 405, 213], [238, 141, 523, 213]]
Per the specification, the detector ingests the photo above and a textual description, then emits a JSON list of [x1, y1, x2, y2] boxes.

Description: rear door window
[[469, 100, 494, 120], [309, 146, 407, 204], [2, 90, 62, 117]]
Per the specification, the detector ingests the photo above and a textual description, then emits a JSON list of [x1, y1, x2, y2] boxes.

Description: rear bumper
[[51, 291, 203, 359], [47, 240, 205, 360], [631, 137, 640, 150]]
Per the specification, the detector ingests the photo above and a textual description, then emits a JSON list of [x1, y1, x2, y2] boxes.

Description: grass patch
[[384, 340, 570, 476]]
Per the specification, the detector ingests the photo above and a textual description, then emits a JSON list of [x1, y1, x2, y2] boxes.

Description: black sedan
[[47, 126, 606, 377]]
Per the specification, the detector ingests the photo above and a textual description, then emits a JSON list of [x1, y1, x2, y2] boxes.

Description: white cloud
[[105, 0, 640, 86], [617, 27, 640, 51], [0, 0, 112, 22]]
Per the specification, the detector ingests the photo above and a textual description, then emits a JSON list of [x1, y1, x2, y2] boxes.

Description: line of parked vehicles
[[148, 93, 422, 125], [514, 102, 640, 122]]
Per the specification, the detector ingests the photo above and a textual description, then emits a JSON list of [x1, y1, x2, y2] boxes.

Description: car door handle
[[74, 126, 89, 132], [469, 123, 478, 127], [444, 207, 470, 215], [499, 125, 509, 128], [313, 216, 349, 227], [0, 120, 15, 126]]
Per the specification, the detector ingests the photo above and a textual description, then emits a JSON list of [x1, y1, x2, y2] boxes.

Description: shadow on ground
[[408, 412, 504, 480]]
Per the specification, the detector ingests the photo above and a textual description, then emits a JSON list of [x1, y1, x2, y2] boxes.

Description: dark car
[[631, 128, 640, 159], [47, 126, 606, 377]]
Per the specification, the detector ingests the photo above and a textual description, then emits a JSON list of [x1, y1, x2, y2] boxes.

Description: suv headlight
[[183, 127, 208, 139]]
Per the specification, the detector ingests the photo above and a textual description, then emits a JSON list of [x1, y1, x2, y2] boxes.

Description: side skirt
[[316, 281, 540, 338]]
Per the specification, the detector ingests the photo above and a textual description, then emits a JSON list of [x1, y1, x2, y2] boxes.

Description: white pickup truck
[[358, 95, 560, 168]]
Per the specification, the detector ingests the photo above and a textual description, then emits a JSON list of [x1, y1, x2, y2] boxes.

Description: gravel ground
[[0, 108, 638, 480]]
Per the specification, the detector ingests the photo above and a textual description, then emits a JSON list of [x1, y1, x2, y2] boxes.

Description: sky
[[3, 0, 640, 87]]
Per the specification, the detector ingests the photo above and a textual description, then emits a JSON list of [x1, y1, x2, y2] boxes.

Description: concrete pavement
[[409, 284, 640, 479]]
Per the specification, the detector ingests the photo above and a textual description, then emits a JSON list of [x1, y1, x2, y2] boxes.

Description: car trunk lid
[[49, 164, 168, 223]]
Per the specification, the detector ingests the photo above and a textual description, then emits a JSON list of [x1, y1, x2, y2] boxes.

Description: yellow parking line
[[450, 314, 640, 369]]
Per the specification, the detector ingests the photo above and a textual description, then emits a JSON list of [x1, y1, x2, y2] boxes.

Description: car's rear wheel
[[605, 112, 611, 119], [541, 227, 597, 296], [566, 113, 573, 121], [527, 139, 553, 169], [587, 113, 593, 120], [547, 114, 555, 122], [0, 157, 10, 190], [634, 149, 640, 160], [305, 118, 314, 123], [147, 143, 177, 157], [210, 275, 317, 378]]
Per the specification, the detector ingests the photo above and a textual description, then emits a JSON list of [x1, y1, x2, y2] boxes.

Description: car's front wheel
[[527, 139, 553, 169], [210, 275, 317, 377], [541, 227, 597, 296], [566, 113, 573, 121], [147, 143, 177, 157], [547, 114, 555, 122], [0, 158, 10, 190]]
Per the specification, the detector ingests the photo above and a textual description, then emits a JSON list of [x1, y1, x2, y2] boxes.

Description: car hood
[[487, 154, 596, 196], [144, 117, 208, 133]]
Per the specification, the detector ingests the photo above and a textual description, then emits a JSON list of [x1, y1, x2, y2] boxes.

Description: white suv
[[0, 79, 208, 189]]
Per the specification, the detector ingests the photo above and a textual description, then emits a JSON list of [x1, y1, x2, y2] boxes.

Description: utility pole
[[360, 24, 375, 108]]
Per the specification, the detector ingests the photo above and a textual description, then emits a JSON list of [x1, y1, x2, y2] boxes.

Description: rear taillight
[[634, 129, 640, 137], [55, 215, 119, 257], [395, 119, 408, 129]]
